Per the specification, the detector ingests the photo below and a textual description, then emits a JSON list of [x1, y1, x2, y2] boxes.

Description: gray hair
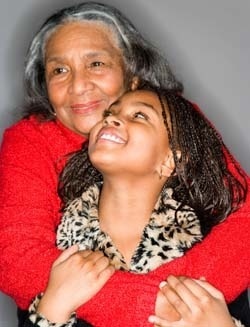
[[23, 1, 183, 119]]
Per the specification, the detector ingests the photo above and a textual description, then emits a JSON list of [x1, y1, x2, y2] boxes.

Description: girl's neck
[[99, 177, 162, 225], [98, 177, 164, 265]]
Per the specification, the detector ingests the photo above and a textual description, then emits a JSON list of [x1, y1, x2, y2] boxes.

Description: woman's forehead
[[45, 21, 121, 55]]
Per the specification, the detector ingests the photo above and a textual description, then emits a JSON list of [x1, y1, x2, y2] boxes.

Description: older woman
[[0, 2, 249, 326]]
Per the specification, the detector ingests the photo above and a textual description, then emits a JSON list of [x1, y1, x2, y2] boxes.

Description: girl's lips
[[97, 127, 126, 144], [71, 101, 102, 114]]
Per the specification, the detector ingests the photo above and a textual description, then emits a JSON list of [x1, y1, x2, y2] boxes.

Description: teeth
[[100, 133, 124, 143]]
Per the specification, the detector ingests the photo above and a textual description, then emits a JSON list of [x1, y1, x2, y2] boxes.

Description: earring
[[48, 106, 56, 117], [159, 166, 163, 179]]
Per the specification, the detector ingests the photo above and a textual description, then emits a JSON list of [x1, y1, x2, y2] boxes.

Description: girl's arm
[[21, 246, 114, 327]]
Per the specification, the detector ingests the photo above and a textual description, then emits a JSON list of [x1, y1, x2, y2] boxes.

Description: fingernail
[[159, 280, 167, 289], [148, 315, 156, 323]]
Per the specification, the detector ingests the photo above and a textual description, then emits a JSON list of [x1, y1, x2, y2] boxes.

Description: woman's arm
[[0, 118, 83, 309], [184, 189, 250, 302]]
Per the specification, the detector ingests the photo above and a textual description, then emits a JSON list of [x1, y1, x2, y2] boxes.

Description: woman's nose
[[69, 71, 94, 95]]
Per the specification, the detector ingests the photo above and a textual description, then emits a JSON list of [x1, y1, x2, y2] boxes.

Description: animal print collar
[[57, 184, 203, 273]]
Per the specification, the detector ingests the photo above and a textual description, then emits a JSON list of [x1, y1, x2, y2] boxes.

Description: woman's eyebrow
[[45, 56, 62, 64], [85, 51, 113, 58], [46, 51, 112, 63]]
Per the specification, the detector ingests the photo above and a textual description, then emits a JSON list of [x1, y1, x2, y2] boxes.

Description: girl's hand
[[149, 275, 235, 327], [37, 245, 115, 323], [154, 281, 182, 323]]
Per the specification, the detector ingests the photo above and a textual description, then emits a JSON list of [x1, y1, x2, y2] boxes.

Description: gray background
[[0, 1, 249, 326]]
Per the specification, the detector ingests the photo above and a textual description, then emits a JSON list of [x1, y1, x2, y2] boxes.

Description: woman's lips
[[71, 101, 102, 114]]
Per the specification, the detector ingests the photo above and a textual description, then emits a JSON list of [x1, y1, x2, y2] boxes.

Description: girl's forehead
[[107, 90, 166, 119], [121, 90, 160, 107]]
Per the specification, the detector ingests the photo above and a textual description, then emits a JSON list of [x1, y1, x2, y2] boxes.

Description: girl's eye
[[103, 109, 113, 118], [133, 111, 149, 120]]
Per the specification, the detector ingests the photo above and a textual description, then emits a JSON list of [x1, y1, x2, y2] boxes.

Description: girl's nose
[[103, 116, 121, 127]]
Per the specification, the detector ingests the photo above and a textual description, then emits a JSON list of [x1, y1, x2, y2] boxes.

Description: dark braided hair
[[58, 141, 102, 206], [157, 90, 247, 234], [58, 87, 247, 235]]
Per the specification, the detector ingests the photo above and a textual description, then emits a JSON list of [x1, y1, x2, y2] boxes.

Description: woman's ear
[[159, 151, 181, 178], [130, 76, 140, 91]]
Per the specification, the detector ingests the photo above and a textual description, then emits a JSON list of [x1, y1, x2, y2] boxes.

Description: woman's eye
[[103, 109, 113, 118], [90, 61, 105, 68], [134, 112, 149, 120], [53, 67, 68, 75]]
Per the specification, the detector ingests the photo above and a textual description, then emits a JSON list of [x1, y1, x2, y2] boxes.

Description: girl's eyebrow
[[131, 101, 159, 115], [133, 101, 155, 110], [109, 99, 120, 108], [109, 99, 160, 116]]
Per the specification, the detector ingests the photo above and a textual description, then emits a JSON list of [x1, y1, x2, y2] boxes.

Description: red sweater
[[0, 116, 249, 327]]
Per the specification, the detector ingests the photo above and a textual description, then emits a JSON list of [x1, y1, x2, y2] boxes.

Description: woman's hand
[[149, 275, 235, 327], [37, 245, 115, 323]]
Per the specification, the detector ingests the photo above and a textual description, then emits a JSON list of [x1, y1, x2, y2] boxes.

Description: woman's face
[[89, 90, 171, 177], [45, 21, 126, 136]]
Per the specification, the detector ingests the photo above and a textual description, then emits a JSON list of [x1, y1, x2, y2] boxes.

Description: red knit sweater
[[0, 116, 249, 327]]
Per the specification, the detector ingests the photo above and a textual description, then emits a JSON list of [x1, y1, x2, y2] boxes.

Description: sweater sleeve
[[175, 176, 250, 302], [21, 317, 92, 327], [168, 103, 250, 301], [0, 119, 74, 309], [18, 308, 92, 327]]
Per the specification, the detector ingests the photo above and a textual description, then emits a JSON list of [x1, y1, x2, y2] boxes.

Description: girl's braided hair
[[58, 86, 247, 235]]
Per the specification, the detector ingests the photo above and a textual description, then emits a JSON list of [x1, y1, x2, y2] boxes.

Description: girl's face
[[45, 21, 126, 137], [89, 90, 172, 177]]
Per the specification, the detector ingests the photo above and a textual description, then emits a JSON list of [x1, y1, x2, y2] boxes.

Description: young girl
[[26, 88, 248, 327]]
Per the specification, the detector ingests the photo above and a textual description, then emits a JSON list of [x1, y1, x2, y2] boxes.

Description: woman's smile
[[45, 21, 126, 136], [70, 100, 105, 115]]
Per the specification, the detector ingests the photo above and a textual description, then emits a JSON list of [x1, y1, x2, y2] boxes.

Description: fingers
[[159, 276, 226, 317], [54, 247, 115, 281], [85, 251, 115, 278], [155, 285, 181, 322], [151, 276, 231, 327], [167, 276, 225, 306], [44, 248, 115, 316], [53, 244, 79, 266], [193, 279, 225, 300], [72, 250, 115, 283], [160, 276, 192, 317], [148, 314, 172, 327]]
